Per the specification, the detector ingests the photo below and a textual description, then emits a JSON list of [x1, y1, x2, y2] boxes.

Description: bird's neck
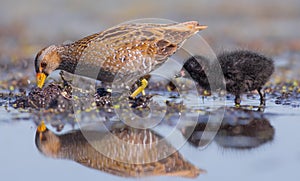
[[57, 44, 82, 73]]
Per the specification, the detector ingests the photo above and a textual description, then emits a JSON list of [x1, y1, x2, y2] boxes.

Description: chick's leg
[[234, 94, 241, 107], [258, 88, 266, 106], [257, 88, 266, 112]]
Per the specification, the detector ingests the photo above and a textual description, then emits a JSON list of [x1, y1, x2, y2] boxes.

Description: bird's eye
[[40, 135, 47, 142], [41, 62, 47, 68]]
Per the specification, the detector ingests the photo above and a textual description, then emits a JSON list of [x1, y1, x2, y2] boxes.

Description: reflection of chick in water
[[183, 108, 274, 149], [214, 118, 274, 149], [35, 122, 204, 178]]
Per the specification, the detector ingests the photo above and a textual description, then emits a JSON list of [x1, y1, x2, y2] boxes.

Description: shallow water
[[1, 90, 300, 181], [1, 0, 300, 180], [1, 54, 300, 180]]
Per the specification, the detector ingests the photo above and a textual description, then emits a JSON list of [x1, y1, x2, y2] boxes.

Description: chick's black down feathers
[[182, 50, 274, 106], [218, 50, 274, 95]]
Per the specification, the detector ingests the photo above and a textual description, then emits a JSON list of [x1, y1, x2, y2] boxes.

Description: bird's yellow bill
[[197, 25, 208, 30], [37, 121, 46, 141], [37, 121, 46, 133], [36, 73, 46, 88]]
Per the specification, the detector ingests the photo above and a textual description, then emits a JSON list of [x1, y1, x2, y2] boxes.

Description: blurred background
[[1, 0, 300, 61], [1, 1, 300, 181]]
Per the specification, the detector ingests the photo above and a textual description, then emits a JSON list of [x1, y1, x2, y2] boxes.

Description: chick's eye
[[41, 62, 47, 68]]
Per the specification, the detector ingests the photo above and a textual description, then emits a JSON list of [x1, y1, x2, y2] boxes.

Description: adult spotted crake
[[34, 21, 207, 98]]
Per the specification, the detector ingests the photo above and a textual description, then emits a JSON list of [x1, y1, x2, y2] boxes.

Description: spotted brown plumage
[[35, 122, 204, 178], [35, 21, 207, 98]]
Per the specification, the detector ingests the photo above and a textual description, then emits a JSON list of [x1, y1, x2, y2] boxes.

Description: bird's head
[[35, 121, 61, 158], [35, 45, 61, 88]]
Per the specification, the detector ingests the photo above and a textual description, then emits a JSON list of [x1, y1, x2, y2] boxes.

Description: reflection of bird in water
[[34, 21, 207, 98], [214, 117, 274, 149], [179, 50, 274, 107], [35, 122, 204, 178], [182, 107, 274, 149]]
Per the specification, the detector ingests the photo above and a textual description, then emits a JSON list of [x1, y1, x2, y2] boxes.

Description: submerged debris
[[271, 80, 300, 107], [94, 88, 112, 107], [9, 82, 157, 113], [129, 95, 153, 108], [28, 84, 65, 109]]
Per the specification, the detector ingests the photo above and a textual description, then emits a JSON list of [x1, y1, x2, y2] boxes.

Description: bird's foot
[[234, 95, 241, 108], [130, 78, 148, 98], [203, 90, 211, 96], [257, 104, 265, 112]]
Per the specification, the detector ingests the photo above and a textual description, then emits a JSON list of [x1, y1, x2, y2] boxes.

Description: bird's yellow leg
[[130, 78, 148, 98], [142, 90, 146, 96]]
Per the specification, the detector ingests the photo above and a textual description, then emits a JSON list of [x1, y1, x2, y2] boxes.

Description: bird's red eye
[[41, 62, 47, 68]]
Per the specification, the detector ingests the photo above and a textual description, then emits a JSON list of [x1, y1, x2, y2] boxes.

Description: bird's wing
[[77, 22, 206, 77]]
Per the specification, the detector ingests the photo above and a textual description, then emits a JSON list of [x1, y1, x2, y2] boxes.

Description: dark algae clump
[[11, 82, 157, 112], [28, 84, 65, 109]]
